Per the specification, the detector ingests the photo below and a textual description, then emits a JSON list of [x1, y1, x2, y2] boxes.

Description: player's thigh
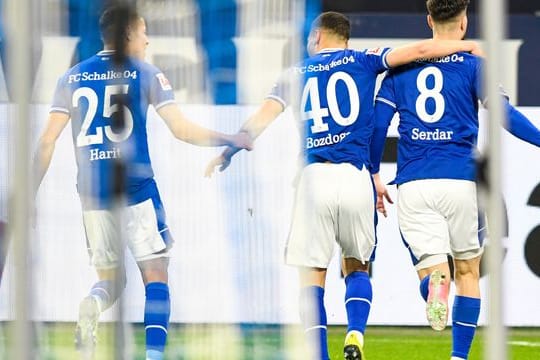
[[125, 193, 173, 264], [438, 180, 482, 255], [82, 208, 123, 269], [337, 165, 376, 263], [398, 180, 450, 270], [285, 164, 337, 269]]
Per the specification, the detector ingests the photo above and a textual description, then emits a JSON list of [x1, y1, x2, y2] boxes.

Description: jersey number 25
[[74, 85, 134, 147]]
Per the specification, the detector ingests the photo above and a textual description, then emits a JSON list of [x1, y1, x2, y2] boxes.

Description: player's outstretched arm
[[236, 98, 284, 141], [504, 101, 540, 147], [33, 112, 70, 195], [204, 98, 283, 177], [158, 104, 253, 149], [385, 39, 482, 68]]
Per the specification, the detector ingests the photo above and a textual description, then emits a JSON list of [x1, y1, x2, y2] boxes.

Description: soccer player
[[205, 11, 482, 360], [33, 4, 252, 360], [370, 1, 540, 359]]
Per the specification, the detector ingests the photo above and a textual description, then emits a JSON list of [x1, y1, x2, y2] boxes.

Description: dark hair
[[311, 11, 350, 41], [99, 4, 141, 45], [426, 0, 469, 22]]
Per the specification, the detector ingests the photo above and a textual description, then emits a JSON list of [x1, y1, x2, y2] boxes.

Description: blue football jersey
[[375, 52, 483, 184], [268, 47, 391, 170], [51, 50, 175, 209]]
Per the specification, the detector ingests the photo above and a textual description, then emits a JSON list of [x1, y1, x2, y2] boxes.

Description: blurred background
[[0, 0, 539, 359]]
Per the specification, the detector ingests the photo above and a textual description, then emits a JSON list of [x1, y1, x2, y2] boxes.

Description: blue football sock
[[344, 271, 372, 334], [419, 275, 430, 302], [299, 286, 329, 360], [144, 282, 170, 356], [146, 349, 164, 360], [452, 296, 481, 359], [89, 280, 119, 312]]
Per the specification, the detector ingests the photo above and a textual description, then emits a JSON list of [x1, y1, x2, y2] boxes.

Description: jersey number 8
[[74, 85, 134, 147], [416, 66, 445, 123]]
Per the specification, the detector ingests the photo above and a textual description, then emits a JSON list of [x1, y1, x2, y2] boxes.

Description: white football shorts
[[397, 179, 484, 270], [285, 162, 376, 268], [82, 194, 173, 269]]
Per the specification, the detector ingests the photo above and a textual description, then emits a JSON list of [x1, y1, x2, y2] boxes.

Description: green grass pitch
[[1, 323, 539, 359]]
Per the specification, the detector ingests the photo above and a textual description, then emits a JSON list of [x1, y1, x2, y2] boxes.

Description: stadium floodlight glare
[[480, 0, 508, 359]]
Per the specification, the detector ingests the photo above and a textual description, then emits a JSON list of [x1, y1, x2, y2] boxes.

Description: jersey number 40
[[300, 71, 360, 134]]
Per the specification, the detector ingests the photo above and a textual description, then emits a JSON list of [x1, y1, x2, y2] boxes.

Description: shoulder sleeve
[[375, 73, 396, 109], [356, 47, 391, 74], [265, 68, 295, 109], [49, 75, 71, 114], [147, 65, 176, 110], [473, 57, 484, 104], [371, 74, 397, 174]]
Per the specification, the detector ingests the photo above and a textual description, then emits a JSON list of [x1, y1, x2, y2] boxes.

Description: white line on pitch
[[508, 341, 540, 347]]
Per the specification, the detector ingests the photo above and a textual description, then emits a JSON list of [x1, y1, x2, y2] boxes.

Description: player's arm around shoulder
[[34, 111, 71, 193], [385, 39, 483, 68]]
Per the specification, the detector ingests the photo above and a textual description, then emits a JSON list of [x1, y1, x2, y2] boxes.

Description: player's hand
[[205, 154, 231, 178], [230, 131, 254, 151], [470, 42, 485, 57], [372, 173, 393, 217]]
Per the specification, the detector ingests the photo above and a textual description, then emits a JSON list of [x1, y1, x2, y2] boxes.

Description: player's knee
[[342, 257, 369, 275], [454, 253, 481, 280], [454, 261, 480, 280], [90, 278, 126, 309], [140, 259, 169, 284]]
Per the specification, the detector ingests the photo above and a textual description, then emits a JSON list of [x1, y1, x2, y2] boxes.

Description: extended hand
[[204, 154, 231, 178], [372, 173, 393, 217], [470, 42, 485, 57], [230, 131, 254, 151]]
